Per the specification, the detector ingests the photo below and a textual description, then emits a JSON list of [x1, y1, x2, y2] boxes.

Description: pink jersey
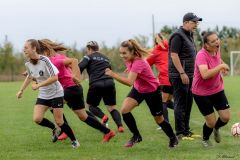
[[49, 53, 76, 89], [126, 58, 159, 93], [192, 48, 224, 96]]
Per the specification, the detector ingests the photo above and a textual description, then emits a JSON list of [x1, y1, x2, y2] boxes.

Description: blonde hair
[[120, 39, 149, 58], [38, 39, 68, 57]]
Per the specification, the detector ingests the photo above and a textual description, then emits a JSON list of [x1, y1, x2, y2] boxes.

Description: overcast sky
[[0, 0, 239, 51]]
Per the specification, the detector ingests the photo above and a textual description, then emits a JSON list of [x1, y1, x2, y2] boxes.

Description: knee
[[107, 106, 115, 112], [220, 115, 230, 123], [155, 115, 164, 124], [206, 120, 216, 128], [121, 106, 129, 114], [33, 116, 43, 124]]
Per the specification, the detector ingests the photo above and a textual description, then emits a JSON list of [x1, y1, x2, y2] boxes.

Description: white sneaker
[[71, 140, 80, 148]]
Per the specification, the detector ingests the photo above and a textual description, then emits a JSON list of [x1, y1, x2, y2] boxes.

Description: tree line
[[0, 25, 240, 81]]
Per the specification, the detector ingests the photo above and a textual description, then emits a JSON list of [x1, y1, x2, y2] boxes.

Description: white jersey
[[25, 55, 63, 99]]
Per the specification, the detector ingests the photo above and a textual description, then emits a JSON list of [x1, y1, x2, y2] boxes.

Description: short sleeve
[[44, 57, 59, 76], [196, 52, 208, 66], [170, 35, 182, 54]]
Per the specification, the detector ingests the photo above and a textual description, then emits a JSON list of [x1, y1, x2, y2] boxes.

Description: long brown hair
[[120, 39, 149, 58], [38, 39, 68, 57]]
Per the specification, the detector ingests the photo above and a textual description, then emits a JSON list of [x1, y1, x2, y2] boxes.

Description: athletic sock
[[159, 120, 175, 139], [84, 116, 110, 134], [215, 117, 228, 130], [59, 123, 76, 141], [89, 105, 104, 119], [110, 109, 122, 127], [38, 118, 55, 129], [86, 110, 99, 121], [162, 102, 169, 122], [122, 112, 140, 136], [203, 123, 213, 140]]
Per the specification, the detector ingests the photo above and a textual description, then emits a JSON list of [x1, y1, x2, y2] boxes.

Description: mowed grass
[[0, 77, 240, 160]]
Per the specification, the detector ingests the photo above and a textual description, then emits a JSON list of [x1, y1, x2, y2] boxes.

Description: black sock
[[38, 118, 55, 129], [89, 105, 105, 119], [162, 102, 169, 122], [86, 110, 99, 121], [215, 118, 228, 130], [159, 120, 175, 139], [110, 109, 122, 127], [84, 116, 110, 134], [50, 109, 69, 134], [122, 112, 140, 136], [59, 123, 76, 141], [167, 100, 174, 110], [203, 123, 213, 140]]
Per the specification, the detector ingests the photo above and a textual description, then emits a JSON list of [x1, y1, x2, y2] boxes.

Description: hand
[[22, 71, 28, 77], [16, 90, 23, 99], [72, 76, 81, 85], [180, 73, 189, 84], [221, 64, 229, 76], [31, 82, 39, 90], [105, 68, 114, 77]]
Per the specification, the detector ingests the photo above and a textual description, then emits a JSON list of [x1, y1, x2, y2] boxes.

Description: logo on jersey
[[39, 70, 44, 76]]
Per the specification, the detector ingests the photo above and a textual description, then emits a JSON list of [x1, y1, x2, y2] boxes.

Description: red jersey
[[147, 40, 171, 86]]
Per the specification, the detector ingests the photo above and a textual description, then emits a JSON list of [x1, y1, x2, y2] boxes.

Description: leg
[[89, 105, 105, 119], [171, 78, 187, 136], [184, 79, 193, 135], [33, 104, 55, 129], [107, 105, 123, 130]]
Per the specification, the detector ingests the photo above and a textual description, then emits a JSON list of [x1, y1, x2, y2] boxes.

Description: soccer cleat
[[202, 139, 213, 147], [101, 115, 109, 124], [169, 136, 178, 149], [213, 129, 221, 143], [71, 140, 80, 148], [58, 132, 68, 141], [102, 130, 116, 143], [118, 126, 125, 133], [124, 135, 142, 147], [52, 128, 61, 143]]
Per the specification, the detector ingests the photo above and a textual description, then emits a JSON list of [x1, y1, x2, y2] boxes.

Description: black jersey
[[79, 52, 113, 85]]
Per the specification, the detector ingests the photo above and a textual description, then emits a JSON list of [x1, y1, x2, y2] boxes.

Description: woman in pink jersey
[[192, 32, 230, 147], [105, 39, 178, 148], [38, 39, 115, 143]]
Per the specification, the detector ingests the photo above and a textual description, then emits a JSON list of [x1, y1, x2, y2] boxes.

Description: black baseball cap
[[183, 12, 202, 22]]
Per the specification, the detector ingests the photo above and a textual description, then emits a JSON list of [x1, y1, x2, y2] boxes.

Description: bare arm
[[105, 68, 137, 87], [63, 58, 81, 84], [16, 76, 31, 98], [171, 52, 189, 84], [32, 75, 58, 90], [199, 63, 229, 80]]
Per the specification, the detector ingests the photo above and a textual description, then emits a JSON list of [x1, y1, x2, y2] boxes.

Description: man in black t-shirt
[[168, 13, 202, 139], [79, 41, 124, 132]]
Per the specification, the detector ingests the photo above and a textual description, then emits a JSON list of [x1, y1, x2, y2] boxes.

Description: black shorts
[[193, 90, 230, 116], [127, 87, 163, 116], [36, 97, 64, 108], [64, 85, 85, 110], [87, 79, 116, 106], [160, 85, 173, 94]]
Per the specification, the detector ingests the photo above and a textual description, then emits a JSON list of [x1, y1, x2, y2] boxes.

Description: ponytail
[[120, 39, 149, 58]]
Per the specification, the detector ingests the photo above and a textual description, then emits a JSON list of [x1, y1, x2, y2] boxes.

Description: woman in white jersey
[[16, 39, 79, 148]]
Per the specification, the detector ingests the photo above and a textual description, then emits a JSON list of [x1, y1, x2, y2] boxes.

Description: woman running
[[78, 41, 124, 132], [192, 32, 230, 147], [105, 39, 178, 148], [16, 39, 79, 148]]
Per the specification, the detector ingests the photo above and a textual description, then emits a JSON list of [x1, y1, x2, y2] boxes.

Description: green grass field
[[1, 77, 240, 160]]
